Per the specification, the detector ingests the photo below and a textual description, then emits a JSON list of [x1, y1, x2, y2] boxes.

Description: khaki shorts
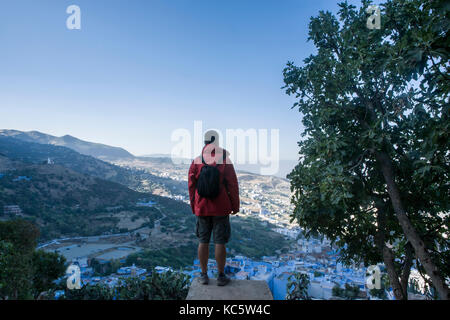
[[195, 215, 231, 245]]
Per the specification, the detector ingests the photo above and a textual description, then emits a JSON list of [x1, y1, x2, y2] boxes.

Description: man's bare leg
[[215, 244, 226, 274], [215, 244, 230, 286], [198, 243, 209, 274]]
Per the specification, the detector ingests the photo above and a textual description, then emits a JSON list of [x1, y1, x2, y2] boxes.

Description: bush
[[332, 284, 361, 300], [286, 272, 310, 300], [61, 270, 190, 300], [117, 270, 190, 300]]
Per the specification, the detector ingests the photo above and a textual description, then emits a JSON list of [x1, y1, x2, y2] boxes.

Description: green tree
[[283, 0, 449, 299], [32, 250, 66, 297], [343, 284, 361, 300], [286, 272, 310, 300], [63, 283, 115, 300], [0, 241, 15, 296], [90, 258, 121, 276], [0, 220, 39, 299], [332, 285, 344, 298], [0, 220, 67, 299], [314, 271, 324, 278], [332, 284, 362, 300]]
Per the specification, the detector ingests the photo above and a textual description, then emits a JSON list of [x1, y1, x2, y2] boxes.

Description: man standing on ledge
[[188, 130, 240, 286]]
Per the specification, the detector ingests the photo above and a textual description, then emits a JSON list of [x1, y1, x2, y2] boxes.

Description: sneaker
[[199, 272, 209, 285], [217, 273, 230, 286]]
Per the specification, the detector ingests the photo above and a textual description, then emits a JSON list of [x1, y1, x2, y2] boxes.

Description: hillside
[[0, 156, 290, 259], [0, 136, 134, 183], [0, 157, 140, 211], [0, 149, 290, 261], [0, 136, 187, 197], [0, 129, 134, 160], [0, 155, 164, 240]]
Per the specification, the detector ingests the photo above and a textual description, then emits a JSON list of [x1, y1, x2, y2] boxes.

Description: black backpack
[[196, 151, 227, 199]]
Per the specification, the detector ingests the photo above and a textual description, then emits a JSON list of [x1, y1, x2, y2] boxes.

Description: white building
[[3, 205, 23, 216], [308, 280, 335, 299]]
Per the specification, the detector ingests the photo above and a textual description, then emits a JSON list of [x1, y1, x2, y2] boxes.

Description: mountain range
[[0, 129, 134, 160], [0, 129, 297, 178]]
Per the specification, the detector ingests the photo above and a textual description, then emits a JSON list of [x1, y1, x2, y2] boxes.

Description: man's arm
[[224, 161, 240, 214], [188, 161, 197, 214]]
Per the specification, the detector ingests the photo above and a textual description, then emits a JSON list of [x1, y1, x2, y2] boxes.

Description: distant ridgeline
[[0, 129, 134, 160]]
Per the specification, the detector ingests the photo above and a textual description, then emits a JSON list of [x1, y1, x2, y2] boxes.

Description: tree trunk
[[381, 245, 406, 300], [375, 150, 450, 300], [400, 242, 414, 297], [375, 203, 407, 300]]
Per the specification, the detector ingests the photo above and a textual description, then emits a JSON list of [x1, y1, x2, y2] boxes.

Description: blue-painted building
[[13, 176, 32, 182], [272, 272, 292, 300], [136, 200, 156, 207]]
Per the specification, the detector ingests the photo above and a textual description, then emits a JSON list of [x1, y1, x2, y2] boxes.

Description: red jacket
[[188, 144, 240, 216]]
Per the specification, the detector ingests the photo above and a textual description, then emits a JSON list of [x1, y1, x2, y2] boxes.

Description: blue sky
[[0, 0, 371, 160]]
